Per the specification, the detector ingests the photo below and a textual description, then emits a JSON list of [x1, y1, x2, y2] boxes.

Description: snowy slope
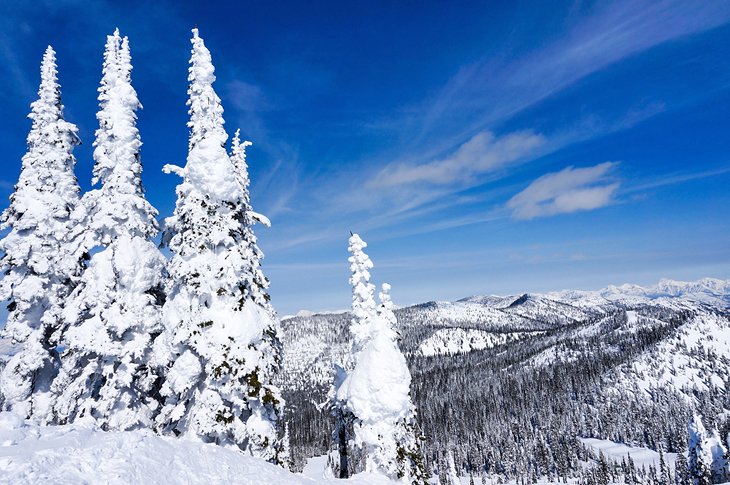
[[418, 328, 544, 356], [0, 412, 392, 484], [610, 310, 730, 395]]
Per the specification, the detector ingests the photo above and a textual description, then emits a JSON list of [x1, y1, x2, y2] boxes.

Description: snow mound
[[0, 412, 393, 484]]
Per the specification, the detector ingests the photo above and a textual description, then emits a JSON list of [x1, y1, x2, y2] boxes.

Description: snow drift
[[0, 411, 393, 484]]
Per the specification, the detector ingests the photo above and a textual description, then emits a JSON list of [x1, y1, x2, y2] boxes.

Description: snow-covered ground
[[419, 328, 544, 356], [580, 437, 678, 468], [0, 412, 392, 484]]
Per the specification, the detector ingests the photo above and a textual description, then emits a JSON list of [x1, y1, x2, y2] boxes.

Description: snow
[[338, 318, 411, 424], [419, 328, 544, 356], [302, 455, 392, 484], [550, 277, 730, 308], [580, 437, 678, 469], [0, 412, 393, 484], [617, 311, 730, 395]]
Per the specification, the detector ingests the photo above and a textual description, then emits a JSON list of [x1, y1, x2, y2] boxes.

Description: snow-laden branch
[[248, 211, 271, 227], [162, 164, 186, 177]]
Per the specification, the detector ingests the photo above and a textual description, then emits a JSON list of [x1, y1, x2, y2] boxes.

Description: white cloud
[[369, 130, 545, 188], [508, 162, 619, 219]]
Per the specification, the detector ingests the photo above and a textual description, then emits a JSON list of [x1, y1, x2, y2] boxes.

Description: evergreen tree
[[659, 446, 671, 485], [676, 453, 689, 485], [625, 454, 637, 484], [327, 232, 377, 478], [48, 29, 166, 431], [335, 234, 427, 483], [595, 451, 609, 485], [688, 416, 712, 485], [154, 28, 284, 463], [446, 449, 461, 485], [0, 46, 83, 418]]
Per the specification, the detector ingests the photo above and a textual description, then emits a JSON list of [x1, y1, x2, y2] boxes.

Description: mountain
[[279, 278, 730, 481]]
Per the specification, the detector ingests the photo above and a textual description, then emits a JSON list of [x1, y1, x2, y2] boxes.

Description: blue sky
[[1, 1, 729, 314]]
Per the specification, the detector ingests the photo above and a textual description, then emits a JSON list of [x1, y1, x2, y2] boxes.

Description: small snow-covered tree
[[154, 28, 284, 463], [659, 446, 671, 485], [335, 234, 427, 483], [688, 416, 713, 485], [48, 30, 166, 431], [0, 46, 83, 418], [327, 233, 377, 478], [446, 450, 461, 485], [676, 453, 690, 485]]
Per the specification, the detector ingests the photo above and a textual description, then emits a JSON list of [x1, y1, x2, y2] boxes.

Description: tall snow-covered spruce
[[0, 46, 83, 418], [154, 28, 284, 463], [333, 234, 426, 483], [48, 30, 167, 431]]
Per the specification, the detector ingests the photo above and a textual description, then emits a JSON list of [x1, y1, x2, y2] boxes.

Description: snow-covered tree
[[327, 233, 376, 478], [445, 450, 460, 485], [326, 360, 356, 478], [347, 233, 378, 359], [48, 29, 166, 431], [0, 46, 83, 418], [659, 446, 671, 485], [378, 283, 428, 483], [154, 28, 284, 463], [688, 416, 713, 485], [334, 234, 426, 483]]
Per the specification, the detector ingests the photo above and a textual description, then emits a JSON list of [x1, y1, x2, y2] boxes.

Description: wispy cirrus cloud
[[347, 0, 729, 226], [508, 162, 619, 219], [368, 130, 546, 188], [407, 0, 730, 146]]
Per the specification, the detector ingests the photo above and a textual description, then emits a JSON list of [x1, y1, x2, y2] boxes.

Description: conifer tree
[[688, 416, 713, 485], [334, 234, 427, 483], [676, 453, 690, 485], [327, 233, 377, 478], [0, 46, 83, 418], [48, 29, 166, 431], [154, 28, 284, 463], [659, 446, 671, 485], [446, 449, 461, 485]]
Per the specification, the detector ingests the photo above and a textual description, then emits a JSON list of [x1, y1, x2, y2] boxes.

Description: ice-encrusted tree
[[327, 233, 376, 478], [48, 30, 167, 431], [0, 46, 83, 419], [347, 234, 378, 359], [154, 28, 284, 463], [688, 416, 713, 485], [333, 234, 426, 483]]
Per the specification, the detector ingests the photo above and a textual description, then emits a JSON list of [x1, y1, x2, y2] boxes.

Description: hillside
[[279, 278, 730, 480]]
